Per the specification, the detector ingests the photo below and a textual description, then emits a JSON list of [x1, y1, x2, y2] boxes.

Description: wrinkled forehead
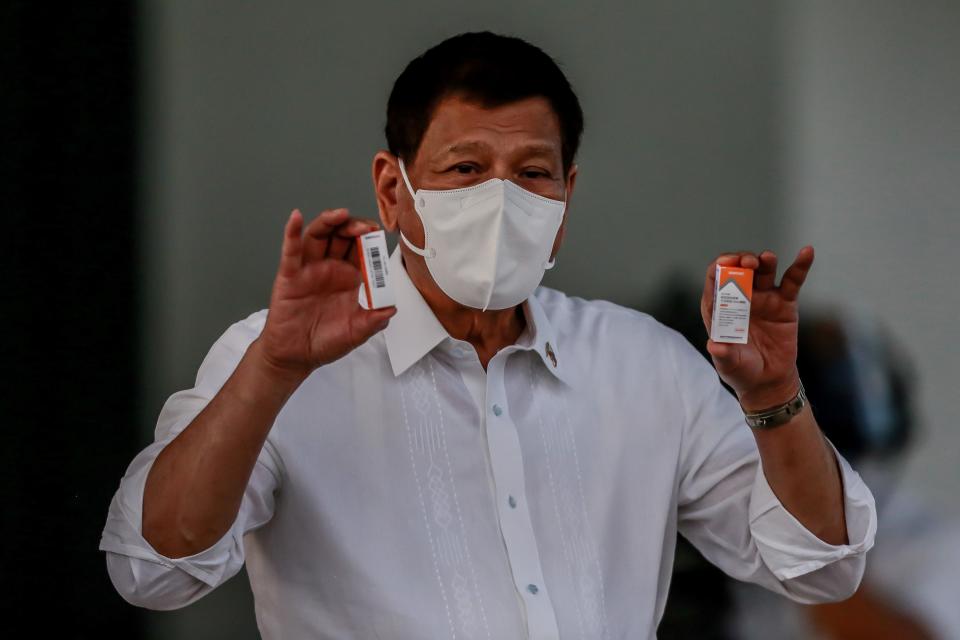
[[415, 95, 563, 164]]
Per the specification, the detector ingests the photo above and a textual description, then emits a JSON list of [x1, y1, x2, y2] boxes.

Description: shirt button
[[492, 404, 503, 417], [527, 583, 539, 595], [508, 495, 517, 509]]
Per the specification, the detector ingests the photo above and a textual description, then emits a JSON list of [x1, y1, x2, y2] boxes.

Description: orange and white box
[[711, 264, 753, 344], [356, 230, 394, 309]]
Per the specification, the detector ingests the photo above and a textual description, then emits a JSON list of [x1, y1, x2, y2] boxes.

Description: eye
[[450, 163, 478, 174], [520, 169, 551, 180]]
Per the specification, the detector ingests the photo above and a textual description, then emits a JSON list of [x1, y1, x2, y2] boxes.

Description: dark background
[[1, 3, 143, 636]]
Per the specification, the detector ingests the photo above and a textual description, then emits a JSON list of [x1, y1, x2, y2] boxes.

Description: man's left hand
[[700, 246, 814, 412]]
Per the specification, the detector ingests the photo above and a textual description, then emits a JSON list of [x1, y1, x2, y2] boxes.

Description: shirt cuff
[[98, 447, 241, 588], [748, 437, 877, 581], [99, 509, 239, 588]]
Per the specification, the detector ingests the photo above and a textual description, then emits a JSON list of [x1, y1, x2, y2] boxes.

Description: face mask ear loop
[[397, 158, 417, 202], [399, 231, 432, 258], [396, 158, 436, 259]]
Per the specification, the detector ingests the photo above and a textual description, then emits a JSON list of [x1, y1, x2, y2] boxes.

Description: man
[[101, 32, 876, 639]]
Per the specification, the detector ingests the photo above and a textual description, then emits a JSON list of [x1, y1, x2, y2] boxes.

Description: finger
[[755, 250, 778, 290], [779, 245, 815, 301], [336, 217, 381, 236], [304, 257, 362, 292], [327, 217, 381, 262], [701, 260, 718, 332], [718, 250, 758, 264], [347, 306, 398, 348], [716, 252, 747, 266], [302, 208, 351, 262], [278, 209, 304, 277], [304, 208, 351, 238], [737, 252, 760, 270]]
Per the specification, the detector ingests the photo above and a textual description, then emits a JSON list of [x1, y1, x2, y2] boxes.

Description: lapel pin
[[545, 342, 558, 368]]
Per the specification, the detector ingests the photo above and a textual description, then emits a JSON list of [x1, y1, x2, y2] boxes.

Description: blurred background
[[4, 1, 958, 638]]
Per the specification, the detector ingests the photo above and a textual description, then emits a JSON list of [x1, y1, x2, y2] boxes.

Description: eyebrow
[[441, 141, 487, 156], [434, 140, 560, 160]]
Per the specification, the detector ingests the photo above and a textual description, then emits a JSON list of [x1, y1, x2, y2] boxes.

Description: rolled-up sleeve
[[99, 309, 281, 610], [669, 328, 877, 604], [749, 438, 876, 582]]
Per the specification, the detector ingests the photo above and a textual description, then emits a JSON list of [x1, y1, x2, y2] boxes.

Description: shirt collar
[[382, 247, 571, 386], [382, 247, 449, 377]]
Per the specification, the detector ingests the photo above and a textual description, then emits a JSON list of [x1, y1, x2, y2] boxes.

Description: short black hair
[[385, 32, 584, 173]]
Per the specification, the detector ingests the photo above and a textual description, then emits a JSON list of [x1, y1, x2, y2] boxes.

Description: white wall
[[781, 0, 960, 513]]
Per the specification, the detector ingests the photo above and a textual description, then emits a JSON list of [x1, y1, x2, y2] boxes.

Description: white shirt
[[101, 247, 877, 639]]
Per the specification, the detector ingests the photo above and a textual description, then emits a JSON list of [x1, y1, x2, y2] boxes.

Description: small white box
[[356, 230, 395, 309], [711, 264, 753, 344]]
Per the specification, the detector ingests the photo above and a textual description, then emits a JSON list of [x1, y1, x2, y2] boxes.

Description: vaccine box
[[711, 264, 753, 344], [356, 230, 394, 310]]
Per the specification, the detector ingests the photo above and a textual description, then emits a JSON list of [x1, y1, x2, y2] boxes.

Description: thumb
[[706, 339, 742, 372], [348, 306, 397, 347]]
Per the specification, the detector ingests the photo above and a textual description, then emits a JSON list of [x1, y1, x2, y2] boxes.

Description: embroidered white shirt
[[100, 247, 877, 639]]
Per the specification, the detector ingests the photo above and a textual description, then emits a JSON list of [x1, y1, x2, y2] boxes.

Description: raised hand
[[700, 246, 814, 411], [255, 208, 397, 380]]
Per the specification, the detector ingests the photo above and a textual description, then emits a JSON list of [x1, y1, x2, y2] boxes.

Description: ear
[[550, 163, 578, 259], [372, 151, 404, 232], [565, 163, 578, 202]]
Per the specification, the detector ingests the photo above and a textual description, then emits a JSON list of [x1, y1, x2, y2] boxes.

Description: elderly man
[[101, 32, 876, 639]]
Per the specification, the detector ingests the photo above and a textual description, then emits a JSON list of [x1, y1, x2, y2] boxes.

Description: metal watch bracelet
[[743, 381, 807, 429]]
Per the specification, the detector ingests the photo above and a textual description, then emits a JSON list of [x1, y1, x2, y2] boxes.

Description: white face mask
[[397, 158, 566, 311]]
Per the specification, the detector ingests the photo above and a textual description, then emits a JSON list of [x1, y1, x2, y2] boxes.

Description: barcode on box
[[356, 230, 394, 309], [368, 246, 385, 288]]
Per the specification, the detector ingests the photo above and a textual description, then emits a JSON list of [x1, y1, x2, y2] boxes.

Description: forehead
[[416, 95, 562, 160]]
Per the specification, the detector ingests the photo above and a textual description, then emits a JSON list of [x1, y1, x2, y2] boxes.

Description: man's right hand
[[142, 208, 396, 559], [253, 208, 397, 382]]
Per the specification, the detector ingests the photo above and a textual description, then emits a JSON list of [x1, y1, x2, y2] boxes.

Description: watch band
[[743, 381, 807, 429]]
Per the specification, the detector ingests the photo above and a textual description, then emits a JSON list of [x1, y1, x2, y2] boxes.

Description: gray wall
[[781, 0, 960, 513], [136, 1, 957, 637]]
